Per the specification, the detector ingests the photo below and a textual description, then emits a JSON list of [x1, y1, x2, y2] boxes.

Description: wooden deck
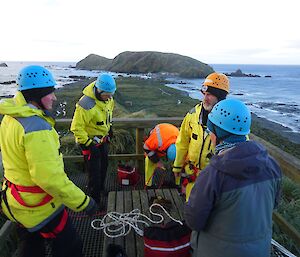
[[102, 188, 184, 257], [0, 170, 298, 257]]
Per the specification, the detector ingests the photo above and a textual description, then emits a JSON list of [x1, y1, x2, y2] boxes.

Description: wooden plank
[[124, 191, 136, 257], [114, 191, 125, 250], [103, 191, 116, 257], [162, 189, 181, 220], [132, 190, 144, 257], [153, 189, 169, 224], [170, 188, 185, 220], [146, 190, 160, 222], [140, 190, 150, 218]]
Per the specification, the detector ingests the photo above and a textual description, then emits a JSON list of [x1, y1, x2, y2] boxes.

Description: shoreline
[[251, 113, 300, 144]]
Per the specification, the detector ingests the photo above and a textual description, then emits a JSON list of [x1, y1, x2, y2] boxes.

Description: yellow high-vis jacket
[[0, 92, 90, 231], [173, 103, 214, 175], [70, 82, 114, 146]]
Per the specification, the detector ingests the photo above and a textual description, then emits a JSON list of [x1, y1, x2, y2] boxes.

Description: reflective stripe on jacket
[[173, 103, 214, 174], [0, 92, 90, 230], [143, 123, 179, 157], [70, 82, 114, 146]]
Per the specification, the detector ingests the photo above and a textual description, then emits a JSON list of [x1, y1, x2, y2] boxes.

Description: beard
[[203, 101, 215, 112]]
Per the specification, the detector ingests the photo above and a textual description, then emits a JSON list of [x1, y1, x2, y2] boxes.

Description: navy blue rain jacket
[[184, 140, 282, 257]]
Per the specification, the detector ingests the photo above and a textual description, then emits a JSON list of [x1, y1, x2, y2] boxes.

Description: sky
[[1, 0, 300, 65]]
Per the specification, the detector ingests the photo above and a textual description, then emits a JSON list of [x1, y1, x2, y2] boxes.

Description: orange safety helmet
[[201, 72, 229, 100], [202, 72, 229, 92]]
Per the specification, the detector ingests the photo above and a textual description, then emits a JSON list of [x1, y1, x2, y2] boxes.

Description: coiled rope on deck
[[91, 203, 183, 237]]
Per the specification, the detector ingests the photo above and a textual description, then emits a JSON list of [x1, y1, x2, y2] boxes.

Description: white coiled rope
[[271, 239, 297, 257], [91, 203, 183, 237]]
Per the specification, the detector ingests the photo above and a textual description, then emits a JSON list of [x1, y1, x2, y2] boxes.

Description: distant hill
[[76, 54, 111, 70], [76, 51, 214, 78]]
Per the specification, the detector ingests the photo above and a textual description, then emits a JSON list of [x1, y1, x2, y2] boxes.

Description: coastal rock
[[0, 63, 8, 67], [0, 80, 16, 85], [69, 75, 90, 80], [76, 51, 214, 78], [225, 69, 261, 77]]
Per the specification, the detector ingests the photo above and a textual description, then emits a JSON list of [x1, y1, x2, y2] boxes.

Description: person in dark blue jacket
[[184, 99, 282, 257]]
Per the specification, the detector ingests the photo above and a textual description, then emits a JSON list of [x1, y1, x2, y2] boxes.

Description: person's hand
[[84, 197, 98, 217]]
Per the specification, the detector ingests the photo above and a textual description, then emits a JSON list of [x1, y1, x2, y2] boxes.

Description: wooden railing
[[58, 117, 300, 184], [58, 117, 183, 171]]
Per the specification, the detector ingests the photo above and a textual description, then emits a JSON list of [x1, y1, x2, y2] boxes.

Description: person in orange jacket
[[143, 123, 179, 187]]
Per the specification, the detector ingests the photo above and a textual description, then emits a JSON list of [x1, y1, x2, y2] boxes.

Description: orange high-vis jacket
[[143, 123, 179, 157]]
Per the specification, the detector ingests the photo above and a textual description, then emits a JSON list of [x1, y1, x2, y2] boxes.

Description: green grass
[[251, 121, 300, 159], [113, 77, 198, 117], [274, 176, 300, 255]]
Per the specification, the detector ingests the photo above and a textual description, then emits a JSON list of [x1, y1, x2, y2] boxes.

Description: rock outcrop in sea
[[225, 69, 261, 77], [224, 69, 272, 78], [0, 63, 8, 67], [76, 51, 214, 78]]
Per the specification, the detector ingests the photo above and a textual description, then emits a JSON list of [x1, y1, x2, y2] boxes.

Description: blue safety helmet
[[17, 65, 57, 91], [166, 144, 176, 161], [95, 73, 116, 94], [208, 98, 251, 136]]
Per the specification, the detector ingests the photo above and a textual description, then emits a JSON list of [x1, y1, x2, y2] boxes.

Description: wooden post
[[135, 127, 145, 173]]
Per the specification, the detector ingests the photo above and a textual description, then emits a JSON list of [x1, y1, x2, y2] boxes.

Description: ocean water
[[0, 62, 299, 133], [0, 61, 100, 96], [166, 64, 300, 133]]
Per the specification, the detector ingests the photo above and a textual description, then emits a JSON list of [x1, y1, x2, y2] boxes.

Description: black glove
[[85, 197, 98, 217]]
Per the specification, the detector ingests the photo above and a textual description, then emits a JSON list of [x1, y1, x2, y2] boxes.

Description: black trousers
[[16, 209, 83, 257], [85, 143, 108, 203]]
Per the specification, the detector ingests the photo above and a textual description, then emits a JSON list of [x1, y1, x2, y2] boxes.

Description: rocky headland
[[76, 51, 214, 78], [225, 69, 271, 78]]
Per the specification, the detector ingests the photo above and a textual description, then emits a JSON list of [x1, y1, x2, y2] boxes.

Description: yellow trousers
[[185, 182, 195, 202], [144, 156, 158, 186]]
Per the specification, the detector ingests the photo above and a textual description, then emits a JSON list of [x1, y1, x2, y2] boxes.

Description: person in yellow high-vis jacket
[[172, 73, 230, 201], [143, 123, 179, 187], [71, 73, 115, 204], [0, 65, 97, 257]]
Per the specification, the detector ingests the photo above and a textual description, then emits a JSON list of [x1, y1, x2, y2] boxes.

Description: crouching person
[[143, 123, 179, 187], [0, 65, 97, 257], [185, 99, 282, 257]]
